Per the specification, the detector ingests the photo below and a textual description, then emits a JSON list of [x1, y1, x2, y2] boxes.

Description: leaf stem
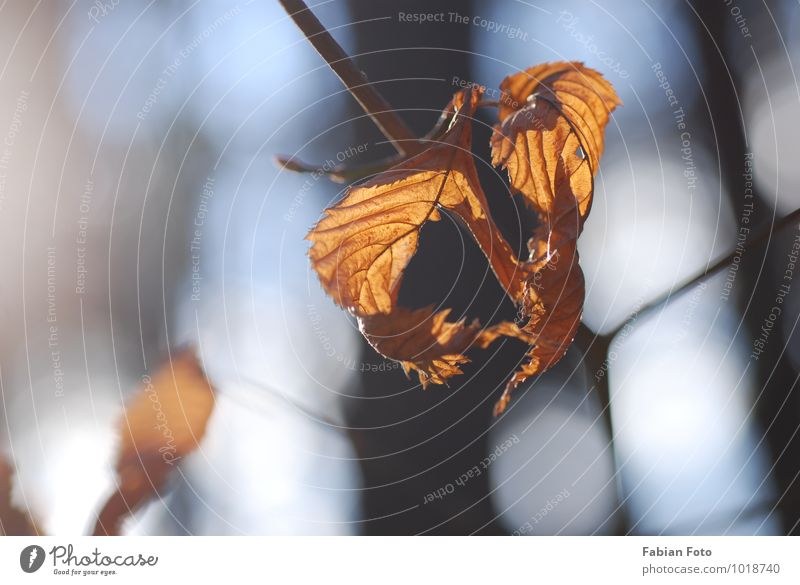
[[274, 152, 404, 183], [278, 0, 420, 155]]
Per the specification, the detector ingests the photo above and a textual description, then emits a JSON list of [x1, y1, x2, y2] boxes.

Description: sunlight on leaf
[[303, 62, 620, 413], [487, 62, 621, 413]]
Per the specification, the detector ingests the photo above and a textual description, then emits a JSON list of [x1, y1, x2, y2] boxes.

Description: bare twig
[[278, 0, 420, 155], [602, 207, 800, 340]]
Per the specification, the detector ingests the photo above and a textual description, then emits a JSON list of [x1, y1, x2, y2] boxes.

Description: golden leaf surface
[[304, 62, 620, 413], [308, 89, 523, 386], [308, 88, 522, 314], [488, 62, 620, 413]]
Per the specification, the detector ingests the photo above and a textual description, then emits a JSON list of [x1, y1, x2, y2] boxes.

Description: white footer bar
[[0, 536, 796, 583]]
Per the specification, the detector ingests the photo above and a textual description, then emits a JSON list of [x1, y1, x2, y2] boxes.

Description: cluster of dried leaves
[[0, 63, 618, 537], [305, 62, 620, 415]]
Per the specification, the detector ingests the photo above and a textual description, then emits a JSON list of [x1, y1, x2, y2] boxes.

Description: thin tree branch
[[601, 207, 800, 340], [278, 0, 420, 155], [574, 324, 630, 534]]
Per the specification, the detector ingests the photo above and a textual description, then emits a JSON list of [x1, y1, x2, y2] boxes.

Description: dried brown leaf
[[308, 89, 523, 383], [488, 62, 620, 413], [359, 306, 483, 387], [498, 61, 620, 173], [93, 349, 215, 535], [308, 88, 522, 313]]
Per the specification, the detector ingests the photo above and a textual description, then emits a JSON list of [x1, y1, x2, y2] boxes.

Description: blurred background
[[0, 0, 798, 535]]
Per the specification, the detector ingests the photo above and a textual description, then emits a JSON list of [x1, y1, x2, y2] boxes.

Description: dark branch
[[602, 207, 800, 340]]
